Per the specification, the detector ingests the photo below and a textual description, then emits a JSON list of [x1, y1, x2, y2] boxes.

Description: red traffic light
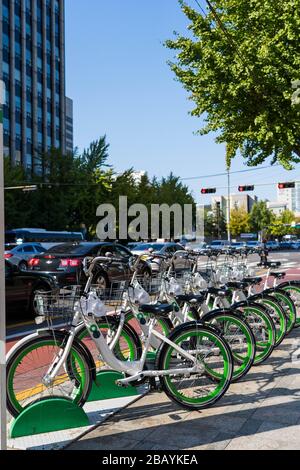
[[201, 188, 216, 194], [278, 182, 295, 189], [238, 185, 254, 192]]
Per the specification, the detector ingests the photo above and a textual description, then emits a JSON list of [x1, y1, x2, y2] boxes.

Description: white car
[[4, 243, 45, 271]]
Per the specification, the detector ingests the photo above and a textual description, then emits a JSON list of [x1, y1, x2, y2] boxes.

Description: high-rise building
[[277, 183, 300, 215], [65, 96, 73, 153], [0, 0, 73, 173]]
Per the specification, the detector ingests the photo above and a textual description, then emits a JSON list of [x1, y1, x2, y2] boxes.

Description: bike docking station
[[7, 369, 146, 450]]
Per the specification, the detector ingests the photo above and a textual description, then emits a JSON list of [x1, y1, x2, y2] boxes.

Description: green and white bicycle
[[6, 255, 234, 417]]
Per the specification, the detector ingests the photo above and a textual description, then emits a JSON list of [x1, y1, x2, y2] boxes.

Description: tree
[[204, 206, 227, 239], [249, 201, 274, 234], [229, 208, 250, 237], [166, 1, 300, 168], [267, 209, 295, 238]]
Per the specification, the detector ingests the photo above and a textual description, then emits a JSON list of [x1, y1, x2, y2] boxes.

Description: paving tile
[[67, 436, 141, 451], [68, 324, 300, 451]]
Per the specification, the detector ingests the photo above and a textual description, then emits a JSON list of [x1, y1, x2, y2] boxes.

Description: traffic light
[[201, 188, 216, 194], [278, 182, 295, 189], [238, 185, 255, 192]]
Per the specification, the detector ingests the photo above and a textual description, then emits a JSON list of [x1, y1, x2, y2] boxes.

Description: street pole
[[0, 80, 6, 450], [227, 167, 231, 243]]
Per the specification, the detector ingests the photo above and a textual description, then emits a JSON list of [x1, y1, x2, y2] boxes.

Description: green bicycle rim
[[274, 291, 296, 332], [243, 306, 274, 364], [282, 286, 300, 327], [7, 340, 87, 415], [163, 330, 230, 405], [261, 299, 286, 346]]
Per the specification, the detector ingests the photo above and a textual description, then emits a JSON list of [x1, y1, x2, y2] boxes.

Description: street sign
[[241, 233, 257, 239]]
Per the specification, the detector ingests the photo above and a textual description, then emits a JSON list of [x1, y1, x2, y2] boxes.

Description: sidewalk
[[66, 328, 300, 451]]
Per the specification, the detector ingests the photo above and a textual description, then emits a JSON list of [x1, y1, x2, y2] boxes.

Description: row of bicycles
[[6, 248, 300, 417]]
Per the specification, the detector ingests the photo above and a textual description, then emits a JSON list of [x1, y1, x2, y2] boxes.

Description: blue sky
[[65, 0, 299, 204]]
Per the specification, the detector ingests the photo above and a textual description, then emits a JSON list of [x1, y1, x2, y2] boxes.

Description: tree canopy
[[4, 136, 195, 241], [166, 0, 300, 168]]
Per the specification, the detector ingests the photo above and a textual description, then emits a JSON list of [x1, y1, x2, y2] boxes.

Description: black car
[[5, 260, 58, 320], [28, 242, 152, 288]]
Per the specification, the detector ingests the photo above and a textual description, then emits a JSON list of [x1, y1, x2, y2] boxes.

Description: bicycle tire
[[157, 322, 233, 410], [7, 331, 92, 418], [201, 310, 256, 382]]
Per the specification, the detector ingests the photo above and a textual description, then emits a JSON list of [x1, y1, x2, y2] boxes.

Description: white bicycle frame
[[42, 255, 206, 388]]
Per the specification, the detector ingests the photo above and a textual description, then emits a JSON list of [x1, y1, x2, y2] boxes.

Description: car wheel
[[93, 272, 109, 290], [19, 261, 28, 271]]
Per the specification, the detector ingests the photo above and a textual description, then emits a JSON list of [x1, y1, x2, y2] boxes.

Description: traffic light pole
[[227, 167, 231, 243], [0, 80, 6, 450]]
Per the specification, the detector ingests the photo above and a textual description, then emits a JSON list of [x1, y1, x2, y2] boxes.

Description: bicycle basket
[[34, 286, 82, 325]]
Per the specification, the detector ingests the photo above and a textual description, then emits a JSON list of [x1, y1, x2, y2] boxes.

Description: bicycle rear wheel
[[236, 302, 275, 365], [257, 295, 287, 347], [202, 311, 256, 382], [157, 323, 233, 410], [280, 284, 300, 328], [7, 332, 92, 418]]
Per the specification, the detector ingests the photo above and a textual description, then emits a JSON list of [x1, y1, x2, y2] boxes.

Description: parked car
[[279, 241, 293, 250], [230, 242, 247, 251], [5, 260, 58, 319], [246, 241, 263, 250], [291, 240, 300, 250], [209, 240, 231, 251], [4, 242, 45, 271], [130, 242, 190, 273], [28, 242, 152, 288], [185, 242, 208, 253], [266, 241, 280, 251]]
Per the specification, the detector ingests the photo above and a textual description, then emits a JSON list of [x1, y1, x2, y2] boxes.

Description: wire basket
[[34, 286, 82, 325], [90, 280, 129, 308]]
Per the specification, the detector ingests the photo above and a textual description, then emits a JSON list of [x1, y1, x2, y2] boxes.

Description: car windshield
[[211, 242, 223, 246], [133, 243, 165, 252], [45, 243, 100, 255]]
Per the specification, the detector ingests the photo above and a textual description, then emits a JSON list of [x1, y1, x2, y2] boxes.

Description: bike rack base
[[10, 398, 90, 438], [87, 370, 139, 402]]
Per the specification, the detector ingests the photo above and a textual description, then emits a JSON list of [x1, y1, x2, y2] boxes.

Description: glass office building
[[0, 0, 72, 174]]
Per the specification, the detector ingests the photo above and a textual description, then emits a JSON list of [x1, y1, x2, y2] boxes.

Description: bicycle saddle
[[264, 261, 282, 268], [139, 303, 174, 316], [270, 272, 286, 279], [226, 281, 248, 290], [243, 277, 262, 286], [175, 294, 206, 304], [206, 287, 231, 297]]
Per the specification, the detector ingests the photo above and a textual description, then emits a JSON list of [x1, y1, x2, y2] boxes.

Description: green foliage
[[4, 137, 195, 240], [249, 201, 274, 233], [268, 209, 295, 237], [229, 208, 250, 237], [204, 205, 227, 238], [166, 0, 300, 168]]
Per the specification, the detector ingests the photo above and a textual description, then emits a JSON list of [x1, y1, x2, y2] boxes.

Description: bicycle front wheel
[[7, 332, 92, 418], [157, 323, 233, 410], [203, 311, 256, 382]]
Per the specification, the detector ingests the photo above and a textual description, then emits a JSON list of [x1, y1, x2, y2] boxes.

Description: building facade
[[212, 194, 258, 222], [277, 183, 300, 216], [0, 0, 73, 173], [65, 95, 73, 153]]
